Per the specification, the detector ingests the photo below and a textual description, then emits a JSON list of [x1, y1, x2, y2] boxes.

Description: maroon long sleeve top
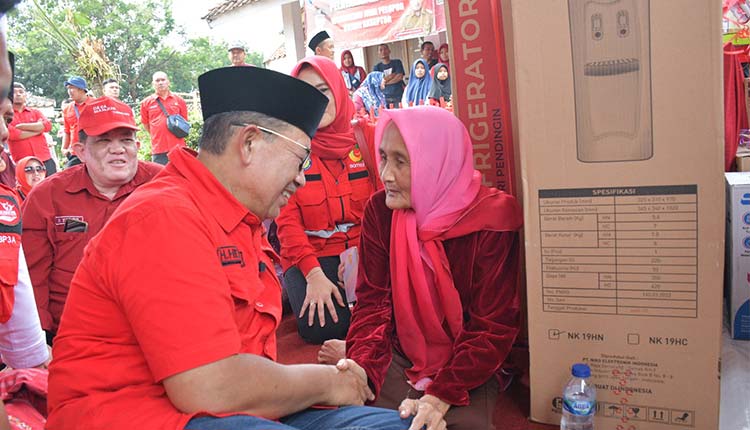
[[346, 190, 522, 406]]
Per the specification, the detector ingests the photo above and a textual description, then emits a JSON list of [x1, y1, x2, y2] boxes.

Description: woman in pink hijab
[[336, 106, 523, 430]]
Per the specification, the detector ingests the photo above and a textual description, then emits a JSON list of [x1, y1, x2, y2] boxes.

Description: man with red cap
[[21, 96, 162, 343]]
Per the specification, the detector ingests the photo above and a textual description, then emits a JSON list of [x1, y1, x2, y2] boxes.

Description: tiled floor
[[720, 325, 750, 430]]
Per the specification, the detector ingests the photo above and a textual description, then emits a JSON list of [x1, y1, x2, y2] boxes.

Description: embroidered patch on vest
[[348, 147, 363, 163]]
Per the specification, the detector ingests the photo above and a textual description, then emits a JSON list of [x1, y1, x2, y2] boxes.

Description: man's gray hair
[[200, 111, 292, 155]]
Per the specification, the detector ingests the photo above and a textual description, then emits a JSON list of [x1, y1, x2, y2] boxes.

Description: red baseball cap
[[77, 96, 139, 136]]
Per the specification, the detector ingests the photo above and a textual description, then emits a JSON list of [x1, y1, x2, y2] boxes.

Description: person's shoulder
[[364, 189, 390, 219], [137, 160, 164, 177], [140, 94, 156, 106], [0, 183, 19, 201], [110, 172, 200, 228]]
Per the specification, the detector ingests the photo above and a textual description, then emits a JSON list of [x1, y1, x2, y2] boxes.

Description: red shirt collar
[[167, 147, 260, 232], [63, 162, 157, 200]]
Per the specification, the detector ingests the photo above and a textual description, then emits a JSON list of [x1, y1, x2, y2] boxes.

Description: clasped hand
[[328, 358, 374, 406]]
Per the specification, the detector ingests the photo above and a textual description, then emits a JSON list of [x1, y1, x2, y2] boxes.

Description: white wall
[[207, 0, 288, 67]]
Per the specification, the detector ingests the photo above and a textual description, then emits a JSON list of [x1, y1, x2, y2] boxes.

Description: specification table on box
[[539, 185, 698, 317]]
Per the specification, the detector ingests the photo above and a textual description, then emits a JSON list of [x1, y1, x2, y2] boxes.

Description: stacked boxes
[[725, 172, 750, 340]]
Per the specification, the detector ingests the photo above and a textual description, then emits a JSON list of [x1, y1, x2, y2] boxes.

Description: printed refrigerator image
[[569, 0, 653, 162], [512, 0, 724, 429]]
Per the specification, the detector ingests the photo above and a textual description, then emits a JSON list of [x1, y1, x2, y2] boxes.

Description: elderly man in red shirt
[[46, 66, 412, 430], [140, 71, 188, 165], [21, 96, 162, 343], [8, 83, 55, 174]]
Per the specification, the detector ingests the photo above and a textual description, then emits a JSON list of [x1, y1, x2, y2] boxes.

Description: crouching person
[[345, 106, 523, 430]]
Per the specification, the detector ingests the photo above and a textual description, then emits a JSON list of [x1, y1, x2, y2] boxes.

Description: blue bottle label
[[563, 398, 595, 416]]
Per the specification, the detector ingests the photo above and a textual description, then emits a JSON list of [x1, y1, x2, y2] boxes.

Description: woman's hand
[[399, 394, 449, 430], [301, 267, 345, 327]]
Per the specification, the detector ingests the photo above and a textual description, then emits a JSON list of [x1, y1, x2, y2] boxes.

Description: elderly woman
[[335, 106, 522, 430], [276, 56, 375, 345]]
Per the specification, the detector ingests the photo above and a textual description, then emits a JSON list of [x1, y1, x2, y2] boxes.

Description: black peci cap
[[198, 66, 328, 139], [307, 30, 330, 51]]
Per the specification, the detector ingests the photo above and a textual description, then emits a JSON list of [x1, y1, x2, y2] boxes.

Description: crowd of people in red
[[0, 13, 523, 430]]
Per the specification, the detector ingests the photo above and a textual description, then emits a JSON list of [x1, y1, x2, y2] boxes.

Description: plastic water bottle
[[561, 363, 596, 430]]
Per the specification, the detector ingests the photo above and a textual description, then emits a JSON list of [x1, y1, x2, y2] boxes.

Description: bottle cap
[[571, 363, 591, 378]]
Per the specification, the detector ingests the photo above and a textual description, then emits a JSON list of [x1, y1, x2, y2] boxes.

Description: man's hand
[[61, 147, 72, 157], [318, 339, 346, 365], [399, 394, 449, 430], [301, 267, 345, 327], [323, 358, 374, 406]]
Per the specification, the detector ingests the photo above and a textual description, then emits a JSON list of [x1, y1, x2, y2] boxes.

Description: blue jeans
[[185, 406, 412, 430]]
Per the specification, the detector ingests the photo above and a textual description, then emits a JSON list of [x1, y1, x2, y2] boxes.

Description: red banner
[[445, 0, 516, 195], [305, 0, 445, 49], [434, 0, 446, 32]]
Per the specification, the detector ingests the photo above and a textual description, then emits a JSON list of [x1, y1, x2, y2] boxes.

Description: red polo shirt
[[62, 98, 90, 147], [47, 148, 282, 430], [21, 161, 162, 332], [140, 93, 188, 155], [7, 106, 52, 162]]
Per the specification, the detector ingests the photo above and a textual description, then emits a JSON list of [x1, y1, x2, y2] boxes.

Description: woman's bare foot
[[318, 339, 346, 364]]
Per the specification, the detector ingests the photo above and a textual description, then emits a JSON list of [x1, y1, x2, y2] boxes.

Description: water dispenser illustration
[[568, 0, 652, 162]]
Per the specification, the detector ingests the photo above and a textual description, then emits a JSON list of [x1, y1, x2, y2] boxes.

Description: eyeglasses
[[24, 165, 46, 173], [231, 123, 311, 172]]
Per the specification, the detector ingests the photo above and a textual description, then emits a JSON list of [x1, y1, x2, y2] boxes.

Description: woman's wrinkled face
[[25, 159, 45, 188], [297, 66, 336, 129], [414, 63, 426, 79], [379, 123, 411, 210], [343, 53, 354, 67], [437, 66, 449, 81], [439, 46, 449, 62]]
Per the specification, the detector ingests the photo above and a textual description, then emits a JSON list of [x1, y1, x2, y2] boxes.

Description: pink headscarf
[[374, 106, 522, 388]]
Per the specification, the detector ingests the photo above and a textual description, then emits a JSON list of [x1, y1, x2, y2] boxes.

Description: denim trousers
[[185, 405, 412, 430]]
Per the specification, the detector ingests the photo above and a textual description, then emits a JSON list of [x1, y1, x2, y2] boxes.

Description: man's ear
[[235, 124, 263, 165], [72, 142, 84, 159]]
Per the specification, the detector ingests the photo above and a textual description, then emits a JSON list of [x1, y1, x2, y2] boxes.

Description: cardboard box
[[512, 1, 724, 429], [737, 155, 750, 172], [725, 173, 750, 340]]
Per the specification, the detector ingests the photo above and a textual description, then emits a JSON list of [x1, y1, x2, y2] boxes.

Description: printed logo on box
[[743, 237, 750, 250], [744, 212, 750, 225], [742, 193, 750, 205]]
